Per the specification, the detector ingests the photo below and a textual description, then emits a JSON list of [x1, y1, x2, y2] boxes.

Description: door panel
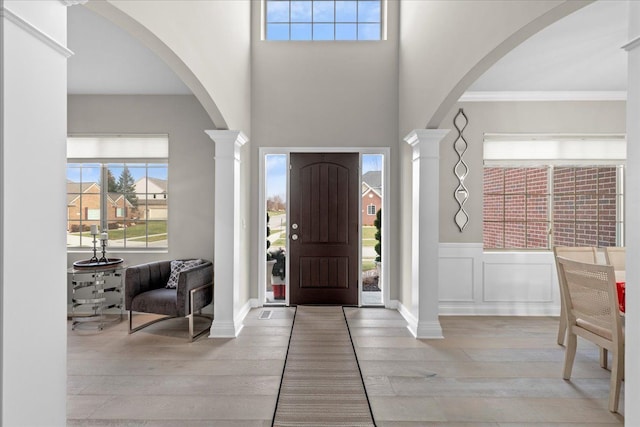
[[290, 153, 359, 305]]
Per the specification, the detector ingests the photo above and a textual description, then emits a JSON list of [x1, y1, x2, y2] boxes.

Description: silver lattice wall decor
[[453, 108, 469, 232]]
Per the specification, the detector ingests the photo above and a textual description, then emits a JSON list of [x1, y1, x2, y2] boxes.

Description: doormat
[[272, 306, 375, 427]]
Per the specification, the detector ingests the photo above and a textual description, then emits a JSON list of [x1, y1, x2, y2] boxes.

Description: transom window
[[265, 0, 382, 41]]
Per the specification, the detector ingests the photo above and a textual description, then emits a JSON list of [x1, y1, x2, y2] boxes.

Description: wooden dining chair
[[556, 256, 624, 413], [553, 246, 598, 345], [604, 246, 625, 272]]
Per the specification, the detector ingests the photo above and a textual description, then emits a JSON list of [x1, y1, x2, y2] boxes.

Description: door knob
[[291, 234, 298, 241]]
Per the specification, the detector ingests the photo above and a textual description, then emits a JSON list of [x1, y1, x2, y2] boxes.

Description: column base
[[411, 320, 444, 339], [209, 319, 244, 338]]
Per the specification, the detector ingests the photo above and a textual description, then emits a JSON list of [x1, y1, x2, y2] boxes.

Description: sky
[[266, 0, 381, 41], [266, 153, 382, 199]]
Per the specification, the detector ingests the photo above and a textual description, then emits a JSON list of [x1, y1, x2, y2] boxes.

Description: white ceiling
[[67, 1, 629, 96], [468, 0, 628, 93]]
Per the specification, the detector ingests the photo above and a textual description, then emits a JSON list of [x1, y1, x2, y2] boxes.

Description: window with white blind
[[67, 135, 169, 250], [483, 135, 625, 250]]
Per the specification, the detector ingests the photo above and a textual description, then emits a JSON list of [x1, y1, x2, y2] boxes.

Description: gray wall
[[67, 95, 216, 269], [249, 2, 401, 299], [438, 100, 627, 243]]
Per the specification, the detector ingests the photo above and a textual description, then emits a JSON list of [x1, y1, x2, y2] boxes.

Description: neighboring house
[[67, 181, 136, 231], [134, 177, 168, 220], [362, 171, 382, 226]]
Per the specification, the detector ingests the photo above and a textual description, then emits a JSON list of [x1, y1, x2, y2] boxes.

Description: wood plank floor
[[67, 308, 624, 426]]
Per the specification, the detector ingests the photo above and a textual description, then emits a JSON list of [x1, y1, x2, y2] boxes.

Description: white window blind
[[483, 134, 626, 166], [67, 135, 168, 162]]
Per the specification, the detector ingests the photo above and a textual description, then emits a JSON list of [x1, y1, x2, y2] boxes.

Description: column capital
[[205, 130, 249, 147], [404, 129, 450, 147], [404, 129, 450, 160]]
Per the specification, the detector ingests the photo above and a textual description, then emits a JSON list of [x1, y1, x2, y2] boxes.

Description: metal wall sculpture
[[453, 108, 469, 231]]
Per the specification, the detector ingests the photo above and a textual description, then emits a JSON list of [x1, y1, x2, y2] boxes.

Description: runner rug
[[272, 306, 375, 427]]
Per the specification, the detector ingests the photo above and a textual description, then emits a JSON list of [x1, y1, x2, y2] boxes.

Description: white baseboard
[[439, 302, 560, 316], [396, 301, 418, 337]]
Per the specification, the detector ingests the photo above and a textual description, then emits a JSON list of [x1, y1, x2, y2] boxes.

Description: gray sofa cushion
[[130, 288, 178, 317]]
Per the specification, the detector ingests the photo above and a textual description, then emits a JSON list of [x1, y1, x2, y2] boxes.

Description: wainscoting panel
[[483, 263, 553, 302], [438, 244, 560, 316], [439, 243, 482, 302]]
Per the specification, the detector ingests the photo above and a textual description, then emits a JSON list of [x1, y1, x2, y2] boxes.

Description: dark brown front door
[[289, 153, 359, 305]]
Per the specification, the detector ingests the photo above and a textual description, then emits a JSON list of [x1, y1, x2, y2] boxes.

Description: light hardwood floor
[[67, 308, 624, 426]]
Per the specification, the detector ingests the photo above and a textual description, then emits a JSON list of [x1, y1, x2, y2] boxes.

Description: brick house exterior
[[67, 181, 136, 231], [362, 171, 382, 226], [483, 166, 619, 249]]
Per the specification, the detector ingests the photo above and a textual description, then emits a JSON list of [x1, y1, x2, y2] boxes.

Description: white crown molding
[[622, 35, 640, 52], [459, 91, 627, 102], [1, 6, 73, 58], [59, 0, 88, 5]]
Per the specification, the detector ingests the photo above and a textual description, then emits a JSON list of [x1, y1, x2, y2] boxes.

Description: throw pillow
[[166, 259, 203, 289]]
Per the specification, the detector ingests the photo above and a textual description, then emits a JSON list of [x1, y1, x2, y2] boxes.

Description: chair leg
[[188, 283, 213, 342], [557, 303, 567, 345], [609, 349, 624, 412], [128, 310, 174, 334], [600, 347, 608, 370], [188, 312, 212, 342], [563, 332, 577, 380]]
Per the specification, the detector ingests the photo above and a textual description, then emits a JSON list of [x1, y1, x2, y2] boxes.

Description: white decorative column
[[404, 129, 450, 339], [2, 1, 69, 425], [205, 130, 248, 338], [623, 3, 640, 424]]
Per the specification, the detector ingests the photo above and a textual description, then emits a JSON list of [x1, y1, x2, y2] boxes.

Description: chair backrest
[[556, 256, 623, 347], [553, 246, 597, 286], [553, 246, 597, 263], [604, 246, 625, 271]]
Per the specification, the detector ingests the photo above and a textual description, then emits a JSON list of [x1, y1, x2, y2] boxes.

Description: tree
[[267, 195, 286, 211], [117, 166, 138, 207], [106, 169, 118, 193], [266, 212, 272, 260], [374, 208, 381, 263]]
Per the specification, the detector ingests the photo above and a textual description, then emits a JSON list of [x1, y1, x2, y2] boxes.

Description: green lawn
[[362, 226, 377, 247], [271, 238, 287, 247], [362, 260, 376, 271], [362, 226, 377, 239], [77, 222, 167, 240]]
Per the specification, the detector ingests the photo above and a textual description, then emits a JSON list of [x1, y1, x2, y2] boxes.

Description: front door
[[289, 153, 359, 305]]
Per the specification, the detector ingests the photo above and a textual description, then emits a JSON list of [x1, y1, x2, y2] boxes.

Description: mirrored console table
[[68, 264, 126, 331]]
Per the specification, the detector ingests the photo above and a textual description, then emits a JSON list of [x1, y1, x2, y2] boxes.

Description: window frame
[[482, 134, 626, 251], [264, 0, 384, 41], [67, 135, 169, 252], [483, 164, 625, 250]]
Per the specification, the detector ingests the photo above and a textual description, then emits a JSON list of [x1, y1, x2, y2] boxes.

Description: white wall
[[2, 1, 68, 424], [67, 95, 216, 271], [93, 0, 252, 132], [249, 1, 400, 300], [435, 100, 626, 315], [397, 0, 587, 313], [440, 100, 626, 243]]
